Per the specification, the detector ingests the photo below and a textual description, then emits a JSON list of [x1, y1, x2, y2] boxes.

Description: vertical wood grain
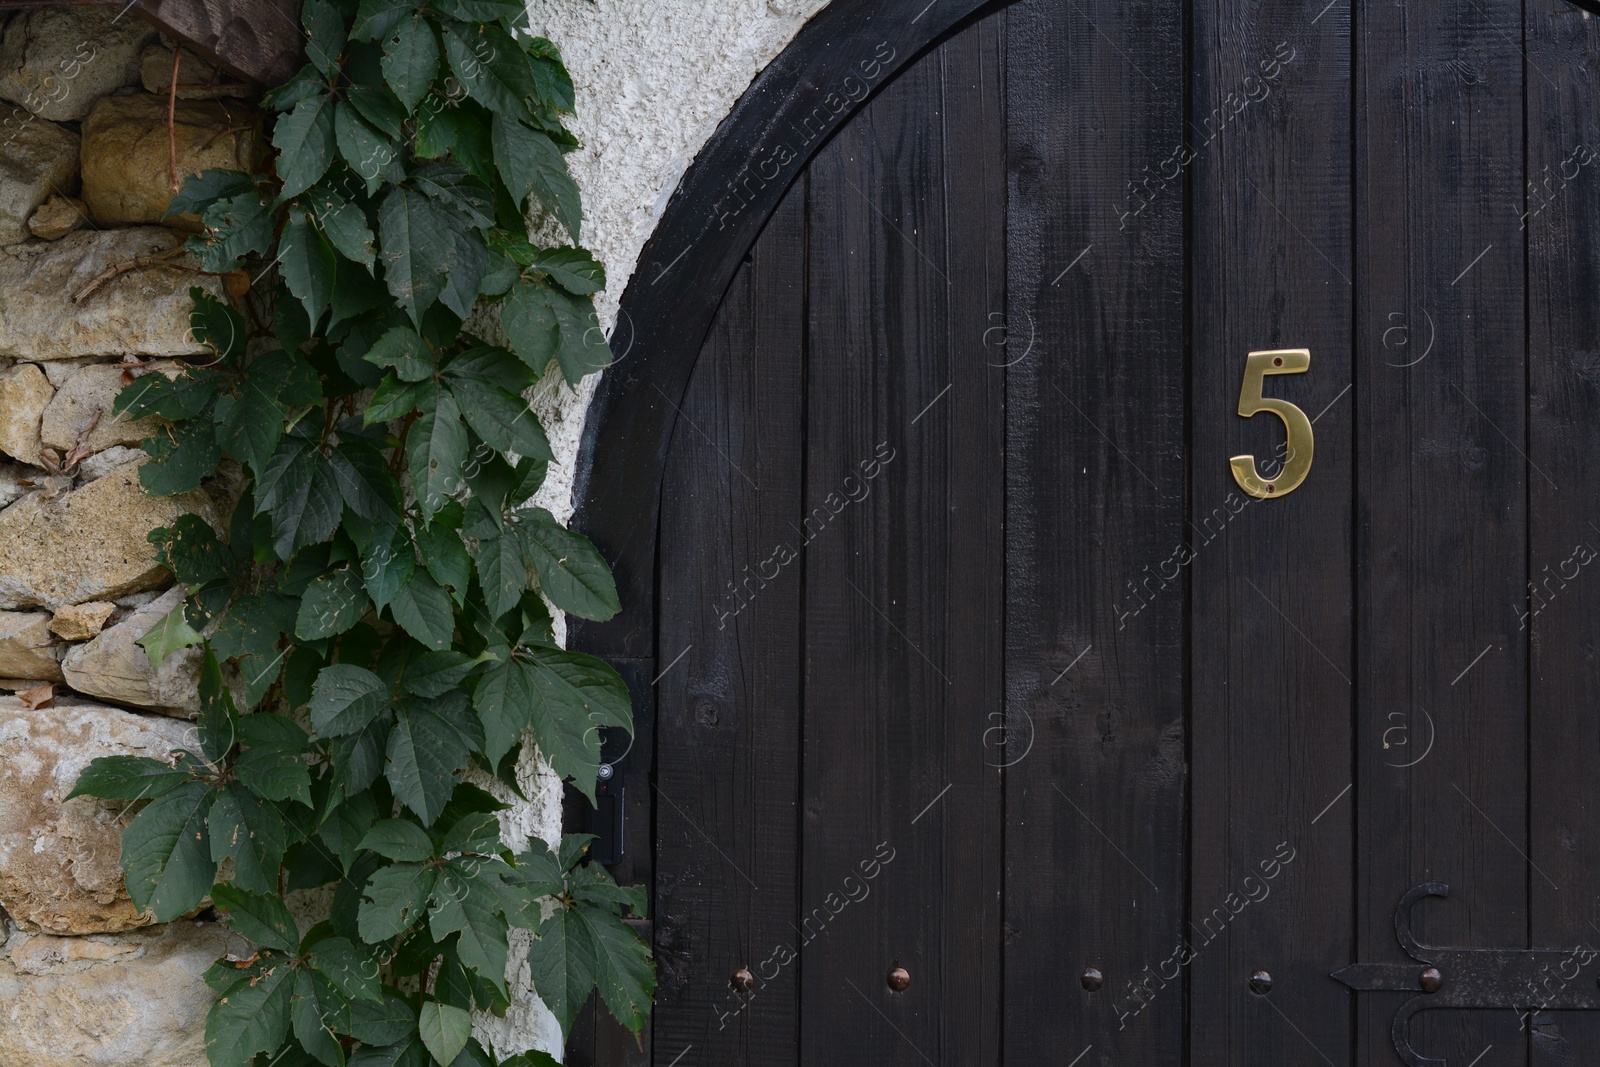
[[1356, 1, 1529, 1064], [1526, 0, 1600, 1062], [653, 190, 807, 1067], [1190, 2, 1354, 1064], [1001, 0, 1188, 1061], [799, 17, 1005, 1067]]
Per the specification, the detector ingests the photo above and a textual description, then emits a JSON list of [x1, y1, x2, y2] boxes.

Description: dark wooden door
[[577, 1, 1600, 1064]]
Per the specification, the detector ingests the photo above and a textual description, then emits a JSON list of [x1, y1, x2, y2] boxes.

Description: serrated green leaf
[[209, 781, 287, 894], [428, 866, 509, 994], [379, 185, 460, 327], [442, 811, 501, 855], [416, 502, 472, 596], [215, 384, 287, 471], [307, 185, 376, 269], [235, 713, 313, 806], [501, 280, 609, 384], [309, 664, 389, 736], [359, 819, 436, 862], [464, 509, 527, 623], [301, 0, 347, 76], [353, 0, 409, 42], [363, 325, 433, 381], [170, 168, 256, 218], [140, 412, 221, 495], [400, 650, 474, 698], [330, 436, 402, 522], [527, 905, 593, 1040], [347, 83, 408, 139], [388, 570, 455, 651], [516, 508, 619, 620], [137, 605, 204, 669], [442, 347, 549, 460], [418, 1001, 473, 1066], [443, 22, 541, 122], [523, 648, 632, 803], [576, 902, 654, 1035], [204, 953, 294, 1067], [469, 658, 528, 768], [296, 566, 371, 640], [211, 883, 299, 952], [365, 374, 429, 424], [335, 98, 399, 197], [406, 386, 468, 521], [359, 523, 415, 611], [281, 209, 337, 329], [198, 648, 239, 764], [382, 15, 441, 113], [292, 967, 345, 1067], [122, 780, 216, 920], [386, 702, 468, 825], [309, 936, 383, 1003], [530, 245, 604, 295], [275, 94, 337, 199], [68, 754, 189, 802], [358, 861, 437, 941], [347, 989, 417, 1047], [491, 115, 580, 239]]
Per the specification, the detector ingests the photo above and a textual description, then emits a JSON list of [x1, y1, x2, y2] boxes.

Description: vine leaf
[[211, 883, 299, 952], [138, 604, 204, 669], [379, 185, 459, 326], [406, 385, 468, 522], [208, 782, 288, 894], [280, 208, 337, 329], [517, 507, 620, 621], [358, 818, 436, 862], [274, 94, 337, 199], [381, 13, 441, 113], [388, 570, 455, 650], [309, 664, 390, 736], [358, 862, 439, 941], [296, 565, 371, 640], [386, 701, 468, 824], [234, 714, 314, 806], [68, 754, 192, 802], [578, 903, 655, 1035], [204, 955, 294, 1067], [491, 114, 580, 240], [121, 780, 217, 920], [528, 906, 593, 1040], [418, 1000, 473, 1066]]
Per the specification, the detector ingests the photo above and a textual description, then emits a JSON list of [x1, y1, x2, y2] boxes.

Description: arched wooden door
[[568, 1, 1600, 1064]]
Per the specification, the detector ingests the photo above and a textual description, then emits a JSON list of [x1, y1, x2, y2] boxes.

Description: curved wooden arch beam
[[569, 0, 999, 659]]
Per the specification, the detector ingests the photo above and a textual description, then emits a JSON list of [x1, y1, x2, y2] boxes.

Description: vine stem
[[168, 46, 183, 195]]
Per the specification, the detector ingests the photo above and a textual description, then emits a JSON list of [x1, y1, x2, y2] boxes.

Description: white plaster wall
[[478, 1, 830, 1058]]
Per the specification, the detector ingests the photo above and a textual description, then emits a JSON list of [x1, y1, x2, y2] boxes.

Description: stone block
[[0, 227, 225, 360], [80, 93, 263, 228], [0, 695, 193, 934]]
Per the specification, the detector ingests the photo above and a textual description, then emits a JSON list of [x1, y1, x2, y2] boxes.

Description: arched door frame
[[568, 0, 1002, 667]]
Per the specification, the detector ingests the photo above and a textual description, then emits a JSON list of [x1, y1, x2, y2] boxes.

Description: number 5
[[1229, 348, 1313, 499]]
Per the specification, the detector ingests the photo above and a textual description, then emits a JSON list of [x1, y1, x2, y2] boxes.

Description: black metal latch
[[1332, 883, 1600, 1067]]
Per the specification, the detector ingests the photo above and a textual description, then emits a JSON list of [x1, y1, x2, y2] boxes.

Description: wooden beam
[[0, 0, 303, 86]]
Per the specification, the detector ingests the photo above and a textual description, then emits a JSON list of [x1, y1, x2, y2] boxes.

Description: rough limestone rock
[[27, 192, 86, 240], [0, 227, 225, 359], [0, 458, 214, 610], [0, 462, 26, 509], [81, 93, 264, 228], [40, 361, 172, 457], [0, 107, 78, 245], [63, 586, 199, 717], [49, 601, 114, 641], [0, 695, 192, 933], [0, 8, 156, 122], [0, 363, 53, 465], [0, 923, 242, 1066], [140, 43, 250, 100], [0, 611, 62, 681], [76, 445, 142, 483]]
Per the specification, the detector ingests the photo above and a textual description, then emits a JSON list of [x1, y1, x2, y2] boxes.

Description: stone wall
[[0, 2, 833, 1063], [0, 8, 258, 1066]]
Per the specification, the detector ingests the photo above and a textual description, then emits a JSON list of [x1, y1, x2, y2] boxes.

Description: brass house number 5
[[1229, 348, 1314, 499]]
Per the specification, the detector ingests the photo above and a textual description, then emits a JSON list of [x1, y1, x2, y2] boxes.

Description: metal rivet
[[730, 967, 754, 993], [1249, 970, 1273, 995], [1080, 966, 1104, 992], [887, 965, 911, 992], [1419, 967, 1443, 993]]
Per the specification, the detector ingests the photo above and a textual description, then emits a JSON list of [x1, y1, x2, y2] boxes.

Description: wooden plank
[[1526, 1, 1600, 1062], [1000, 0, 1186, 1062], [651, 188, 806, 1067], [1189, 3, 1354, 1064], [134, 0, 303, 86], [1355, 2, 1528, 1065], [799, 16, 1004, 1066], [568, 0, 995, 663]]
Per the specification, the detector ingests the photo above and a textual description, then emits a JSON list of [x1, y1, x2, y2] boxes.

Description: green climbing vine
[[67, 2, 652, 1065]]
